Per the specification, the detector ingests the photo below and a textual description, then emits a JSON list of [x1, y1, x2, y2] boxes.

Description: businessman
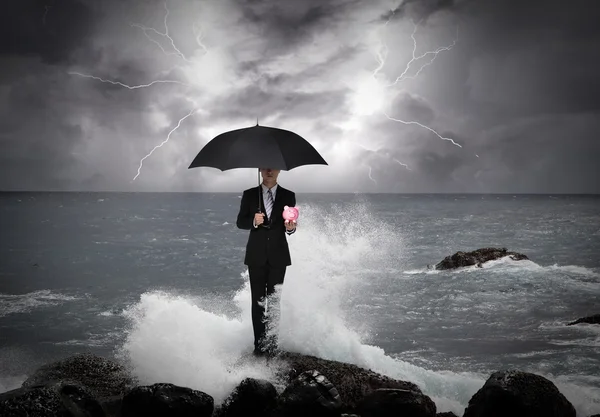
[[236, 168, 297, 356]]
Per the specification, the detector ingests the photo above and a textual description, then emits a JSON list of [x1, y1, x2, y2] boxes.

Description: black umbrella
[[188, 123, 327, 212]]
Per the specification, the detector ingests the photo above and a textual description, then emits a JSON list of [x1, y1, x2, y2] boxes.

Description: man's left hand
[[285, 221, 296, 232]]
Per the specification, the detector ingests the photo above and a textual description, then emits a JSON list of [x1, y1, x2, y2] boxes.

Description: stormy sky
[[1, 0, 599, 193]]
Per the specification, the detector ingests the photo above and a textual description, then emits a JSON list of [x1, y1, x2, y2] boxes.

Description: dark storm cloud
[[0, 67, 84, 190], [0, 0, 95, 64], [1, 0, 599, 192], [207, 84, 349, 124], [461, 0, 600, 116], [381, 0, 461, 23]]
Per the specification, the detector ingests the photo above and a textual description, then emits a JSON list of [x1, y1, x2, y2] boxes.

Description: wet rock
[[358, 388, 436, 417], [22, 353, 135, 399], [463, 370, 576, 417], [215, 377, 277, 417], [567, 314, 600, 325], [120, 383, 213, 417], [272, 370, 342, 417], [435, 247, 529, 270], [0, 381, 105, 417], [276, 352, 421, 412]]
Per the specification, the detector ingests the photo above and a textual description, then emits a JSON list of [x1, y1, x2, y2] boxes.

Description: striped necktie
[[265, 189, 274, 219]]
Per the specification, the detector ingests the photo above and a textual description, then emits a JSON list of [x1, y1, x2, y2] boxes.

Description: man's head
[[260, 168, 280, 185]]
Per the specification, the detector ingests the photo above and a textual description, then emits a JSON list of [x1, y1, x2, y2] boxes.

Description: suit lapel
[[271, 186, 285, 222]]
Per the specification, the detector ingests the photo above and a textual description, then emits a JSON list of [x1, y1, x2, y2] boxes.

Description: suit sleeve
[[286, 191, 297, 235], [236, 190, 254, 230]]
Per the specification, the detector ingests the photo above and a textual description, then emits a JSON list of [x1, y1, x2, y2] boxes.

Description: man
[[236, 168, 297, 356]]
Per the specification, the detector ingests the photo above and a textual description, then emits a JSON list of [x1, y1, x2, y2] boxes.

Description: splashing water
[[117, 201, 597, 414]]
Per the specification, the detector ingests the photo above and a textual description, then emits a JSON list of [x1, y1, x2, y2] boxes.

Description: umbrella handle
[[257, 168, 262, 213]]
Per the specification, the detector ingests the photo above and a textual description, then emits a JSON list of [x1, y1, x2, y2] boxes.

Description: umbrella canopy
[[188, 123, 328, 215], [188, 124, 328, 171]]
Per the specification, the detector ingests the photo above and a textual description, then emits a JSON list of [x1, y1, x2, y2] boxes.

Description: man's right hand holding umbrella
[[254, 212, 265, 228]]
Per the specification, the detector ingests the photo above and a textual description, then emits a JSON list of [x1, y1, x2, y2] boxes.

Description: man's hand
[[285, 220, 296, 232], [254, 212, 265, 226]]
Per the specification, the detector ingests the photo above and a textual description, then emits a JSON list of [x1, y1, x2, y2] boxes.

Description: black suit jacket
[[236, 185, 296, 267]]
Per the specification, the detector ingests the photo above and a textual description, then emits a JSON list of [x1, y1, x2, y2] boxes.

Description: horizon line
[[1, 190, 599, 196]]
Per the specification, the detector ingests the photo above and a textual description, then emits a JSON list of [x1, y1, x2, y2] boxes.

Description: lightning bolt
[[386, 22, 457, 87], [356, 143, 410, 184], [67, 72, 190, 89], [192, 23, 209, 56], [70, 1, 209, 182], [367, 166, 377, 185], [375, 19, 462, 149], [393, 158, 412, 170], [130, 3, 190, 62], [382, 110, 462, 148], [132, 108, 197, 181]]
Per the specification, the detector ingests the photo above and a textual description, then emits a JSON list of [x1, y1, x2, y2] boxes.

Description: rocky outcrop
[[271, 370, 342, 417], [22, 352, 136, 398], [215, 377, 278, 417], [21, 352, 136, 416], [463, 370, 576, 417], [1, 352, 584, 417], [434, 247, 529, 270], [121, 383, 214, 417], [0, 381, 106, 417], [275, 352, 421, 412], [567, 314, 600, 325], [357, 388, 437, 417]]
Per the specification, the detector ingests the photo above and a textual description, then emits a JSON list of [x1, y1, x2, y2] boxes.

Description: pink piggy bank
[[282, 205, 299, 224]]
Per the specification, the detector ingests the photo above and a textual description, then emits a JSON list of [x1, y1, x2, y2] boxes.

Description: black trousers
[[248, 264, 286, 351]]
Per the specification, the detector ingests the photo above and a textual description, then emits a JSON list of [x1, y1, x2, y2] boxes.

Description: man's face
[[260, 168, 280, 182]]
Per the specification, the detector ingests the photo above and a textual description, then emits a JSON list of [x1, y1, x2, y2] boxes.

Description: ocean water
[[0, 192, 599, 415]]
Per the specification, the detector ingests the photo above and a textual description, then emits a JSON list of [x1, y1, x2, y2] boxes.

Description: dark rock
[[567, 314, 600, 325], [358, 388, 436, 417], [215, 377, 277, 417], [463, 370, 576, 417], [276, 352, 421, 412], [0, 381, 105, 417], [435, 247, 529, 270], [272, 370, 342, 417], [22, 353, 136, 400], [120, 382, 213, 417], [437, 412, 459, 417]]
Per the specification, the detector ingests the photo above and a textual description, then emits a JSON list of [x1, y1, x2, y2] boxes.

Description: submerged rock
[[0, 381, 106, 417], [120, 383, 214, 417], [463, 370, 576, 417], [434, 247, 528, 270], [275, 352, 423, 412], [567, 314, 600, 325]]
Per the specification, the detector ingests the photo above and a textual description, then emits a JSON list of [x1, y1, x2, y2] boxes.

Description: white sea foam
[[118, 202, 600, 415], [0, 290, 80, 317]]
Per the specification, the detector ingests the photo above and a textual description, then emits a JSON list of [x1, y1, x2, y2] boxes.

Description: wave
[[0, 290, 81, 317], [116, 203, 599, 415], [403, 257, 599, 279]]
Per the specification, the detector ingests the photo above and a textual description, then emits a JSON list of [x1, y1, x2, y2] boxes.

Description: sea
[[0, 192, 599, 416]]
